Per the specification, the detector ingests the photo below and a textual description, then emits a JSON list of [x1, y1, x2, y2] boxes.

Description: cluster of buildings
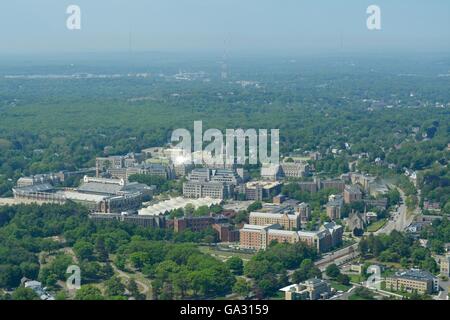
[[13, 175, 154, 214], [238, 199, 342, 253], [182, 168, 244, 199], [15, 168, 96, 187], [15, 147, 393, 258], [96, 153, 176, 180]]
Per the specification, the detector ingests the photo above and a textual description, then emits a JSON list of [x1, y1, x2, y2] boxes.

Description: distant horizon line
[[1, 48, 449, 61]]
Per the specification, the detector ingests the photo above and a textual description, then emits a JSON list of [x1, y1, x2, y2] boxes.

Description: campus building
[[173, 215, 239, 242], [89, 212, 166, 228], [16, 174, 61, 188], [182, 168, 242, 199], [243, 181, 282, 201], [107, 163, 175, 181], [249, 211, 301, 231], [281, 279, 332, 300], [296, 202, 311, 224], [344, 185, 363, 204], [386, 269, 439, 294], [95, 153, 144, 177], [183, 181, 228, 199], [440, 255, 450, 277], [239, 221, 343, 253], [326, 194, 344, 220], [260, 161, 310, 181], [13, 176, 154, 214]]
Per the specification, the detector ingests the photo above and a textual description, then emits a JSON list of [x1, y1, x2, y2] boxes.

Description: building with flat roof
[[260, 161, 310, 181], [183, 181, 228, 199], [280, 162, 310, 179], [239, 221, 343, 253], [280, 278, 332, 300], [108, 163, 175, 181], [244, 181, 282, 201], [326, 194, 344, 220], [296, 202, 311, 224], [183, 168, 241, 199], [96, 153, 144, 177], [386, 269, 439, 294], [260, 165, 282, 181], [16, 173, 61, 188], [174, 216, 215, 233], [342, 173, 376, 191], [212, 223, 240, 242], [440, 255, 450, 277], [89, 212, 166, 228], [249, 210, 301, 231], [13, 176, 154, 214], [344, 185, 362, 204]]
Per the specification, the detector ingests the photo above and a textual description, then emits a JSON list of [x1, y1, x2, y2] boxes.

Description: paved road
[[375, 187, 415, 235], [437, 279, 449, 300]]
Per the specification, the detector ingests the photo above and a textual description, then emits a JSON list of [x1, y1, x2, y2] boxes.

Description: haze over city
[[1, 0, 450, 56]]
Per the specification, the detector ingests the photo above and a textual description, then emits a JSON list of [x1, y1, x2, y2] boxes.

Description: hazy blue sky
[[1, 0, 450, 55]]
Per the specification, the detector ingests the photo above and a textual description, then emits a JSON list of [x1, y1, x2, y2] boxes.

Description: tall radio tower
[[221, 39, 229, 80]]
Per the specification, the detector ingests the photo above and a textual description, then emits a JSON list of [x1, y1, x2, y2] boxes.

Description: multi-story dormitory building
[[239, 222, 343, 253], [182, 168, 242, 199], [326, 194, 344, 220], [247, 202, 311, 230], [173, 215, 240, 242], [242, 181, 282, 201], [241, 201, 342, 252]]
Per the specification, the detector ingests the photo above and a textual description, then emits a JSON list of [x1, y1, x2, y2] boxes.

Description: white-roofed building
[[138, 197, 222, 216]]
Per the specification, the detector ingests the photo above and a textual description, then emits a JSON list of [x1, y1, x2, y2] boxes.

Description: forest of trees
[[0, 57, 448, 203], [0, 203, 231, 299], [358, 231, 438, 273]]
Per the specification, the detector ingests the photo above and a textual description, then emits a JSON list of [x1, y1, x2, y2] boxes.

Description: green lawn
[[198, 246, 255, 262], [348, 294, 375, 300], [367, 219, 387, 232], [349, 274, 364, 283], [330, 282, 352, 292]]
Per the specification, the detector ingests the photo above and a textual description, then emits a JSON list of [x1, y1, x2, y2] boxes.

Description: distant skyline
[[1, 0, 450, 56]]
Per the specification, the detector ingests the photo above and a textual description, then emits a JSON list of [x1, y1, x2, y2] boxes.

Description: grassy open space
[[367, 219, 387, 232], [330, 282, 352, 292], [198, 246, 255, 262]]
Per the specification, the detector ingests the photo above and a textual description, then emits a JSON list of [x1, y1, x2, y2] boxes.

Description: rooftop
[[392, 269, 437, 282], [139, 197, 222, 216]]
